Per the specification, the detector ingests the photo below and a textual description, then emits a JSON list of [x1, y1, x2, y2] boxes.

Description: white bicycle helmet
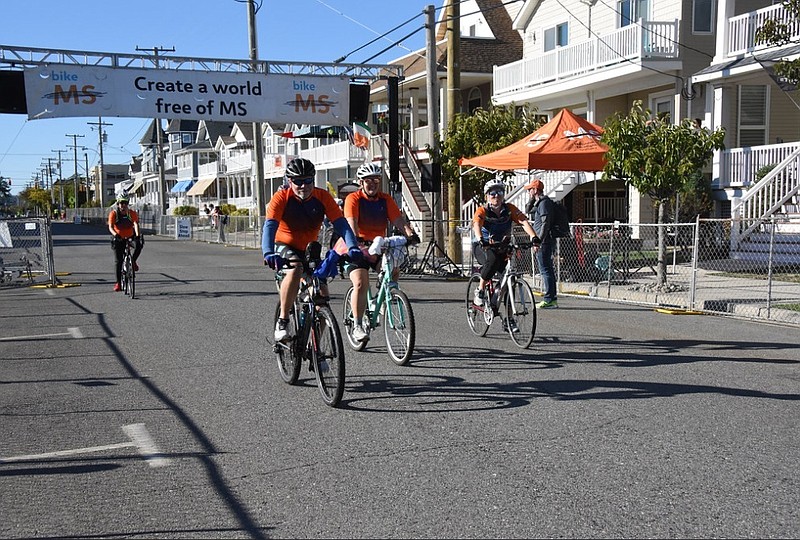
[[357, 162, 382, 180], [483, 179, 506, 194]]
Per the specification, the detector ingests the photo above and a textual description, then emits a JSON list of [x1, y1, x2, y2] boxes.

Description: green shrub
[[173, 205, 199, 216]]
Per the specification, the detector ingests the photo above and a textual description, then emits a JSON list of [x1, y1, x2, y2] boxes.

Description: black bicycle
[[120, 238, 136, 299], [269, 242, 346, 407], [466, 237, 537, 348]]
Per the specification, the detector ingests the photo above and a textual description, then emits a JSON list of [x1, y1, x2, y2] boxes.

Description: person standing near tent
[[525, 179, 558, 308]]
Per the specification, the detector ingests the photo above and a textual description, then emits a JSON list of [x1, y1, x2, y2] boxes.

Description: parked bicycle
[[269, 242, 346, 407], [120, 238, 136, 299], [342, 235, 416, 366], [465, 237, 537, 348]]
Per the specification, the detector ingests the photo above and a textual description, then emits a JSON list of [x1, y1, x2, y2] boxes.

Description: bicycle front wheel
[[127, 261, 136, 299], [342, 286, 368, 351], [383, 288, 415, 366], [273, 302, 301, 385], [466, 274, 489, 336], [505, 278, 537, 348], [312, 306, 345, 407]]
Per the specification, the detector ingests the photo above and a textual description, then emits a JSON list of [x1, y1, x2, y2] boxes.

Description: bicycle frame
[[363, 238, 407, 331]]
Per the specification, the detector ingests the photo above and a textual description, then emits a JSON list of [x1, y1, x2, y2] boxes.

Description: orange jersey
[[344, 190, 402, 241], [266, 187, 343, 251], [108, 208, 139, 238]]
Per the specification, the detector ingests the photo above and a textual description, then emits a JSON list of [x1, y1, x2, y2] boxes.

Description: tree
[[19, 186, 52, 216], [431, 104, 541, 205], [601, 101, 725, 286], [755, 0, 800, 85]]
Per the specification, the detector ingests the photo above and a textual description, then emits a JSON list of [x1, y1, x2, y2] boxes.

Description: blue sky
[[1, 0, 440, 195]]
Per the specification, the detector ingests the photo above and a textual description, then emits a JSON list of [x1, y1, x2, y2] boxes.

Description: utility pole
[[66, 134, 84, 210], [446, 0, 462, 263], [88, 117, 112, 207], [84, 152, 90, 202], [425, 4, 442, 245], [247, 0, 267, 217], [51, 149, 64, 210], [136, 46, 173, 228], [45, 157, 55, 205]]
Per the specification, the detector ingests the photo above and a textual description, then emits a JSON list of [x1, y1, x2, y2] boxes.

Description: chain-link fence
[[0, 217, 55, 288], [457, 218, 800, 326]]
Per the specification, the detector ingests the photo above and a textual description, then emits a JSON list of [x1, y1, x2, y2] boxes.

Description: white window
[[619, 0, 649, 27], [738, 85, 768, 147], [544, 22, 569, 52], [693, 0, 714, 34]]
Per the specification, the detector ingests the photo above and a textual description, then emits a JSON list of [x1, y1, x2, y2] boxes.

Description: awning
[[129, 179, 145, 195], [187, 177, 215, 196], [171, 179, 196, 193]]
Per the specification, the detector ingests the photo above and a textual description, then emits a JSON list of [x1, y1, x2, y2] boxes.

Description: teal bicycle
[[342, 235, 416, 366]]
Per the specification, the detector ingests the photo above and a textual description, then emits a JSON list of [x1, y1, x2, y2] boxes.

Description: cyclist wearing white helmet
[[341, 161, 420, 343], [262, 157, 362, 342], [471, 179, 537, 307]]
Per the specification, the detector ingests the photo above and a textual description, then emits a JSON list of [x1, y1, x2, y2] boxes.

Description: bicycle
[[342, 235, 416, 366], [120, 237, 136, 299], [465, 237, 537, 348], [269, 242, 346, 407]]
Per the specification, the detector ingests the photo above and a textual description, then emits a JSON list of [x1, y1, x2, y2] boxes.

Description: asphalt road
[[1, 223, 799, 539]]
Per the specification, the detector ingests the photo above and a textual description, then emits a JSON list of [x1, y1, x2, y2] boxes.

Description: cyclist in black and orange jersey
[[108, 196, 143, 292], [471, 179, 537, 307], [342, 162, 419, 343], [262, 157, 362, 342]]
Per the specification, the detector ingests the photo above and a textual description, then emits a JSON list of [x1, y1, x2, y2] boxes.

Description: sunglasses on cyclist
[[487, 190, 505, 197], [290, 177, 315, 186]]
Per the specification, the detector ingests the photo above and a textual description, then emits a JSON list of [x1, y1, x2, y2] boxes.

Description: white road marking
[[0, 442, 134, 463], [0, 327, 84, 341], [122, 423, 170, 467], [0, 423, 170, 468]]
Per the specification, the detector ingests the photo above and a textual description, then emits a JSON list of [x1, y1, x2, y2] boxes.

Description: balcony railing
[[299, 140, 363, 168], [198, 161, 222, 178], [727, 4, 800, 58], [493, 20, 679, 98], [718, 142, 800, 189], [224, 153, 253, 173]]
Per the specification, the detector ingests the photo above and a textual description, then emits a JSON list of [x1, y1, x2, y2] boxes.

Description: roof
[[166, 119, 199, 133], [138, 119, 165, 146], [693, 45, 800, 82]]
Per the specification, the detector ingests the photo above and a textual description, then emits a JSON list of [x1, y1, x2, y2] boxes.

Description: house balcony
[[492, 20, 680, 105], [725, 4, 800, 59], [224, 153, 253, 174], [299, 140, 364, 170], [198, 160, 223, 179]]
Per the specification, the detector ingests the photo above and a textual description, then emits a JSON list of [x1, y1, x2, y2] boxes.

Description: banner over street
[[24, 64, 351, 125]]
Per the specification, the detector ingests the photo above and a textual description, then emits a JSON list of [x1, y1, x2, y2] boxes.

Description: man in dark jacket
[[525, 179, 558, 308]]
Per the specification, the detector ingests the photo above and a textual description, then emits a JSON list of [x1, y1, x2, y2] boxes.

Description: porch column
[[714, 0, 734, 63], [409, 87, 420, 148]]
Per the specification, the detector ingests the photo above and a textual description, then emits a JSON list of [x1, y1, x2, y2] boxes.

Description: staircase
[[731, 147, 800, 263], [460, 169, 583, 222], [398, 154, 433, 242]]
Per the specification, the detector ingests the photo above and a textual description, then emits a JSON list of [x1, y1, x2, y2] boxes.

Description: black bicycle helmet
[[285, 157, 316, 179]]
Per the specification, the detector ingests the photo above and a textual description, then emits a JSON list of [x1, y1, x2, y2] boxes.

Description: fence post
[[689, 216, 700, 310], [767, 216, 776, 319]]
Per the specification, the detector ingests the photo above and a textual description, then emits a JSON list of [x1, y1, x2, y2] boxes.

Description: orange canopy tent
[[459, 108, 608, 172]]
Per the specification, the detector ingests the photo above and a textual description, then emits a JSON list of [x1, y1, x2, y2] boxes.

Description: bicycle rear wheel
[[273, 302, 301, 384], [505, 278, 537, 348], [465, 274, 489, 336], [342, 286, 368, 351], [383, 288, 415, 366], [312, 306, 345, 407]]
